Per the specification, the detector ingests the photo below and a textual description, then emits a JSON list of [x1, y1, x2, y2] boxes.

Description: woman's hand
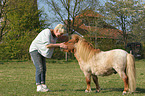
[[60, 42, 67, 49]]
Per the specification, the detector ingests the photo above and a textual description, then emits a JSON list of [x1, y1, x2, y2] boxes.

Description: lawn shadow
[[136, 87, 145, 93], [75, 87, 145, 94], [53, 89, 67, 92], [0, 62, 4, 64], [75, 89, 85, 92], [100, 88, 123, 93], [75, 88, 123, 92]]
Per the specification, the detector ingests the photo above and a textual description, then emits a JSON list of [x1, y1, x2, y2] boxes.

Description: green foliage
[[87, 38, 124, 51], [52, 48, 75, 60], [6, 0, 40, 31], [99, 0, 145, 45], [0, 29, 38, 60], [51, 48, 65, 60], [97, 39, 124, 51], [0, 0, 48, 60], [130, 9, 145, 42], [142, 43, 145, 59]]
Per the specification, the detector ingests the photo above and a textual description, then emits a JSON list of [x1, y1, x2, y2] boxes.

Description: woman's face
[[54, 29, 64, 38]]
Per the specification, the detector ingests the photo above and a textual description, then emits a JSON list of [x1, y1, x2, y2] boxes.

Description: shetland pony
[[63, 34, 136, 95]]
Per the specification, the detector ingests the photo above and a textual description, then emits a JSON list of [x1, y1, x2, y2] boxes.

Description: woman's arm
[[46, 43, 61, 48], [46, 43, 67, 48]]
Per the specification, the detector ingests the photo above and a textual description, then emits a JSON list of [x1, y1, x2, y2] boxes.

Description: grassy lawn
[[0, 59, 145, 96]]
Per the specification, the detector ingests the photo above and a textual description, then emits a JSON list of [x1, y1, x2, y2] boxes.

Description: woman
[[29, 24, 67, 92]]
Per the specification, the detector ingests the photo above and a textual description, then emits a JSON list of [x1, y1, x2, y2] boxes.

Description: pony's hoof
[[122, 91, 127, 95], [85, 89, 92, 93], [96, 90, 100, 93]]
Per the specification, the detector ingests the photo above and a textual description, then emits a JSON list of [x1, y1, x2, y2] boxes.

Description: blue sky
[[37, 0, 107, 28], [38, 0, 107, 10]]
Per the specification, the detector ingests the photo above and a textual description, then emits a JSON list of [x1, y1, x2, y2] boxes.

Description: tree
[[130, 2, 145, 43], [0, 0, 7, 41], [0, 0, 48, 60], [99, 0, 144, 47], [42, 0, 100, 35], [5, 0, 41, 37], [42, 0, 100, 60]]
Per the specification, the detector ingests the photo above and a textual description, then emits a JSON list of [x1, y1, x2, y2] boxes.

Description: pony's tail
[[126, 54, 136, 92]]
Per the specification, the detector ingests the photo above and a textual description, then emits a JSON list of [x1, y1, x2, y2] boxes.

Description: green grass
[[0, 59, 145, 96]]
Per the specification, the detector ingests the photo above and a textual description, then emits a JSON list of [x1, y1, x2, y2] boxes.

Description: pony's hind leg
[[122, 73, 128, 95], [92, 75, 100, 93], [84, 72, 92, 93], [118, 71, 128, 95]]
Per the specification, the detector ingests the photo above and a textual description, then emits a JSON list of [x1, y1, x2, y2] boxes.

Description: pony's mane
[[76, 38, 100, 62]]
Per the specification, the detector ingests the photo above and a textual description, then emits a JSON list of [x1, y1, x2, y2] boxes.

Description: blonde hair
[[54, 24, 67, 33]]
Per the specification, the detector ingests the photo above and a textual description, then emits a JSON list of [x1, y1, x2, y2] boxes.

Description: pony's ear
[[71, 34, 80, 43]]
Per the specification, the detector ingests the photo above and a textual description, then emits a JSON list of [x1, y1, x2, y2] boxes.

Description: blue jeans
[[30, 50, 46, 85]]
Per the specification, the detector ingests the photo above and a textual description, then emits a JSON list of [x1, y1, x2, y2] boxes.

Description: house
[[68, 10, 123, 41]]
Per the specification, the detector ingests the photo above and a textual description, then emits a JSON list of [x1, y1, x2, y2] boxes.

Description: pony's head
[[63, 34, 101, 61], [63, 34, 81, 53]]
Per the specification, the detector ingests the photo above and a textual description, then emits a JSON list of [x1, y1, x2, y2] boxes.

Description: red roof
[[77, 24, 123, 39], [67, 10, 123, 39]]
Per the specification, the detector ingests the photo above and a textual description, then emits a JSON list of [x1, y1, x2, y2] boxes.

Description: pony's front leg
[[92, 75, 100, 93], [84, 72, 92, 93]]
